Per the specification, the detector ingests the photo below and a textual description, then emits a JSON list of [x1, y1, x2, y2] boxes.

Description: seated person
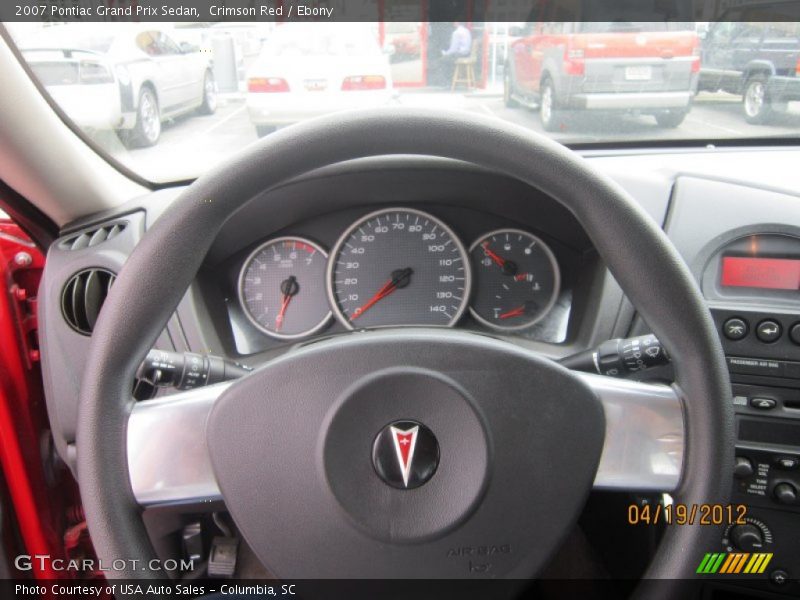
[[431, 22, 472, 87], [442, 22, 472, 59]]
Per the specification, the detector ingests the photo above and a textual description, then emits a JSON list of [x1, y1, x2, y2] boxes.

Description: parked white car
[[21, 48, 123, 132], [246, 24, 393, 137], [22, 24, 216, 147]]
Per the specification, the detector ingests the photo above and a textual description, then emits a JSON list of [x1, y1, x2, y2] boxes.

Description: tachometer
[[239, 237, 332, 339], [469, 229, 560, 331], [327, 208, 471, 329]]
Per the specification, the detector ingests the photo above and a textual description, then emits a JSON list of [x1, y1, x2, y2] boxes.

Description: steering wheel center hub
[[325, 368, 488, 543], [206, 330, 605, 578]]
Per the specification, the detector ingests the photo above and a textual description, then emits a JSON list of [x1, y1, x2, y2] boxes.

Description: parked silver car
[[21, 24, 216, 147]]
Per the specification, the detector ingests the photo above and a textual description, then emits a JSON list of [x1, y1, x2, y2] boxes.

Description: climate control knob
[[730, 524, 764, 552]]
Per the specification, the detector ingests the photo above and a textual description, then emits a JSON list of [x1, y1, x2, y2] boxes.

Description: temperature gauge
[[469, 229, 560, 331], [239, 237, 332, 339]]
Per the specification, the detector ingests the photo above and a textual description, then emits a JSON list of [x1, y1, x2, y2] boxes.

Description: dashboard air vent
[[61, 268, 116, 335], [61, 222, 126, 251]]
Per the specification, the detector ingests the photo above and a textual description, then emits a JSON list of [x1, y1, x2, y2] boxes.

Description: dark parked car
[[699, 7, 800, 124]]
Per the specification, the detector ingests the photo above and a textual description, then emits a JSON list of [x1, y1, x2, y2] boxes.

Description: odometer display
[[328, 208, 471, 329]]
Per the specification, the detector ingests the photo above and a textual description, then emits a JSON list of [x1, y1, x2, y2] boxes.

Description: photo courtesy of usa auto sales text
[[16, 583, 299, 596], [16, 584, 205, 597]]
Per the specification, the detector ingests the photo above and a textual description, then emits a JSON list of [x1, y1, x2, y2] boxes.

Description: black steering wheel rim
[[77, 108, 732, 595]]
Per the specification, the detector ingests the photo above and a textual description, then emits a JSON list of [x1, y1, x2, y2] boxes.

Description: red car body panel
[[0, 218, 81, 581], [510, 25, 699, 101]]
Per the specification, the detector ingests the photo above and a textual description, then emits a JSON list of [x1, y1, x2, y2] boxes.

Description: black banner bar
[[2, 0, 800, 24], [1, 578, 760, 600]]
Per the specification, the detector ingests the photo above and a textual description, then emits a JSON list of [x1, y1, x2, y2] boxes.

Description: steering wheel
[[77, 109, 732, 597]]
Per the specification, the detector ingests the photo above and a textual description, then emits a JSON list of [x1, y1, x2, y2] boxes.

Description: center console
[[649, 175, 800, 596], [706, 236, 800, 593]]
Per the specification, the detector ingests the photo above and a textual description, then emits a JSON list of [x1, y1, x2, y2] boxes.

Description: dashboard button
[[723, 317, 748, 340], [750, 397, 777, 410], [770, 569, 789, 586], [790, 322, 800, 345], [775, 456, 799, 470], [756, 320, 782, 343]]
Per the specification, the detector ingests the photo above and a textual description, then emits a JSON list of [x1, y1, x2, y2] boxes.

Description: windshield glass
[[6, 12, 800, 183], [265, 24, 380, 56]]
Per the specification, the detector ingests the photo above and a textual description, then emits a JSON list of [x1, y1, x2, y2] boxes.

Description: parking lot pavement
[[102, 97, 257, 182], [110, 91, 800, 182], [469, 92, 800, 144]]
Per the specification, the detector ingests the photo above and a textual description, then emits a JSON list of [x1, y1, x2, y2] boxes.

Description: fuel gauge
[[469, 229, 560, 331]]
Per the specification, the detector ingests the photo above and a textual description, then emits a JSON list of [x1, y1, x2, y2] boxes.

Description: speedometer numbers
[[469, 229, 560, 331], [328, 208, 471, 329], [239, 237, 332, 339]]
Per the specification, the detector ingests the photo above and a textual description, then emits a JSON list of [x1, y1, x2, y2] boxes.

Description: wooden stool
[[451, 43, 478, 91]]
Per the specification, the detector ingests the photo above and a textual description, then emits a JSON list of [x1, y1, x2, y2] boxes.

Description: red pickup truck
[[505, 21, 700, 131]]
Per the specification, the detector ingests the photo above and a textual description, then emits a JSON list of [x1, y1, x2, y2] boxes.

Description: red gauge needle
[[352, 268, 412, 320], [498, 306, 526, 320], [482, 242, 520, 276], [481, 242, 507, 268], [275, 276, 298, 331]]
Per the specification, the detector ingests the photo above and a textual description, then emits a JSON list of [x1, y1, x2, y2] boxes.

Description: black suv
[[699, 6, 800, 124]]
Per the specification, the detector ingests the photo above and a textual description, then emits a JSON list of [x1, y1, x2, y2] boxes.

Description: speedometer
[[327, 208, 471, 329]]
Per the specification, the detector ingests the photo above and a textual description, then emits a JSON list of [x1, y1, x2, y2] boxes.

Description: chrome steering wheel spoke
[[127, 361, 684, 507]]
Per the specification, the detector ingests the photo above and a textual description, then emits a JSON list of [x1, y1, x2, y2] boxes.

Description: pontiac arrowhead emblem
[[391, 425, 419, 487], [372, 420, 439, 489]]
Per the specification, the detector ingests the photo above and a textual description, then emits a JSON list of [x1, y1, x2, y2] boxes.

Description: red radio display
[[721, 256, 800, 291]]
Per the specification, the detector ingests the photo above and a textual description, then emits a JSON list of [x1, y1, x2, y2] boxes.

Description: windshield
[[264, 24, 381, 56], [6, 12, 800, 184]]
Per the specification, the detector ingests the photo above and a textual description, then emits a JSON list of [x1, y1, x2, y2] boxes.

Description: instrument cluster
[[237, 207, 561, 341]]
